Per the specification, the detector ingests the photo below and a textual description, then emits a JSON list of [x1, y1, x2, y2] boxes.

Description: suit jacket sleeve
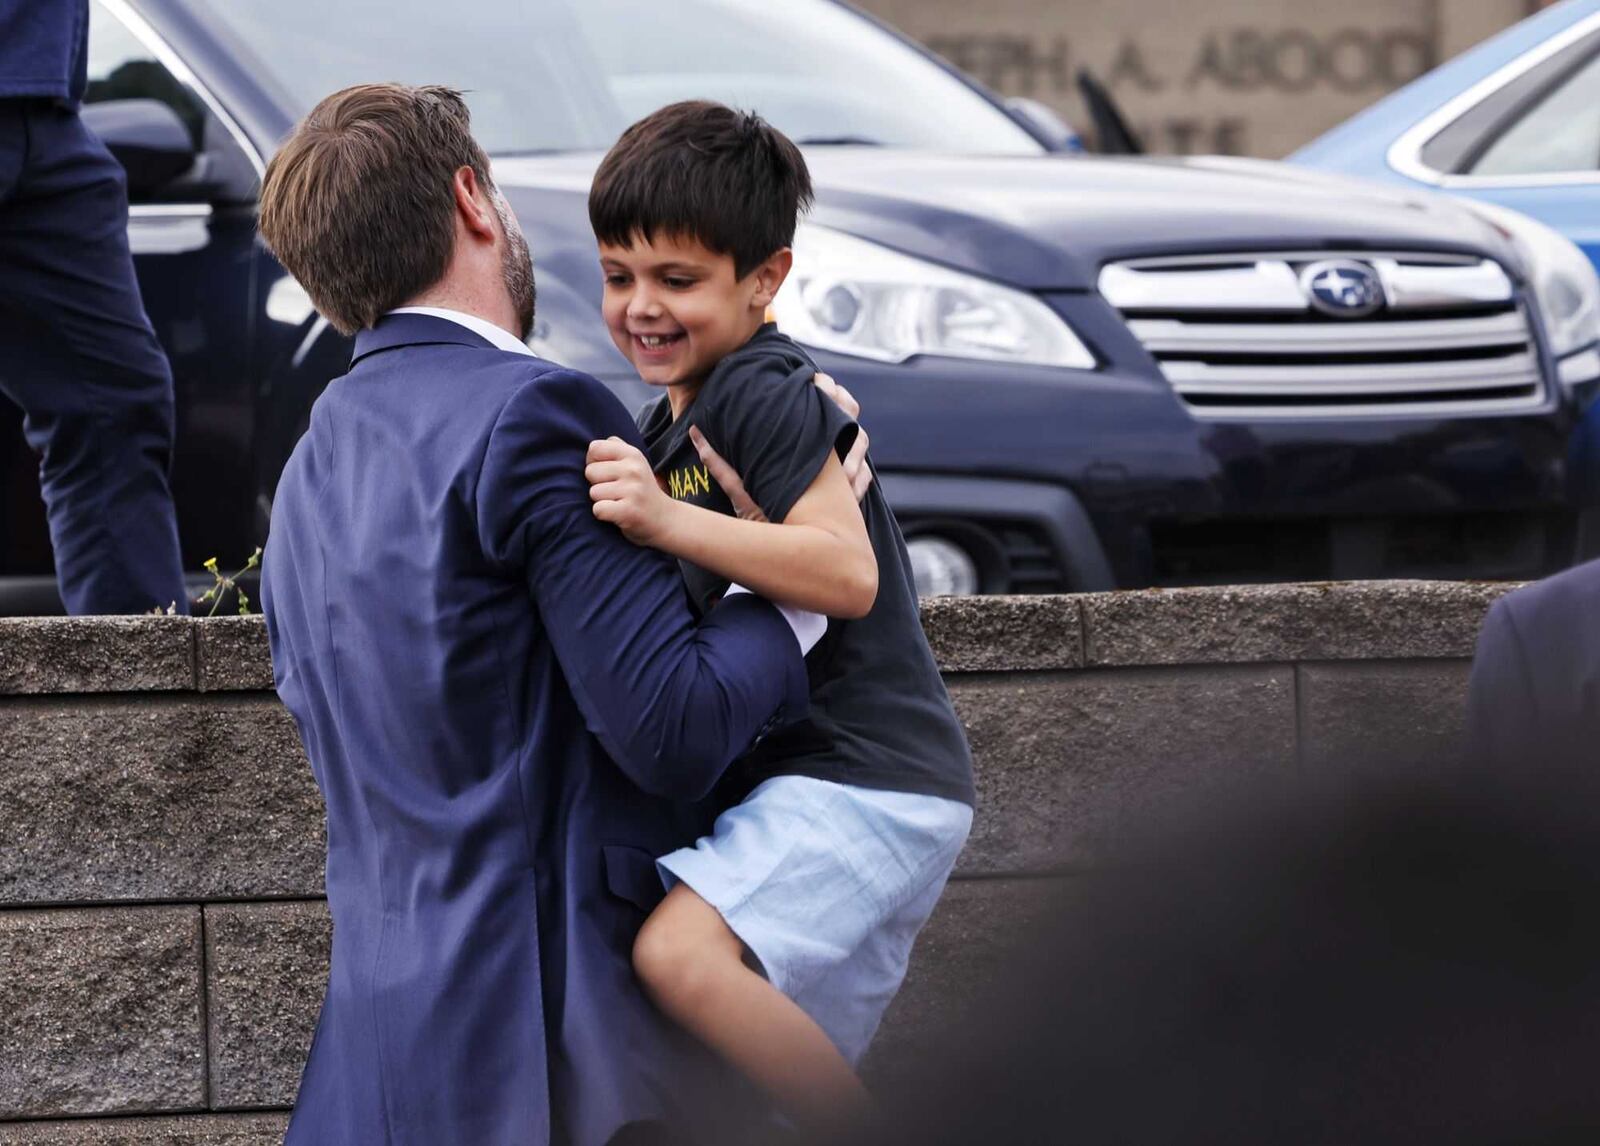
[[1465, 596, 1539, 769], [475, 366, 810, 800]]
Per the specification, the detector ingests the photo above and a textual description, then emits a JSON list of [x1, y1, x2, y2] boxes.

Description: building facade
[[857, 0, 1549, 156]]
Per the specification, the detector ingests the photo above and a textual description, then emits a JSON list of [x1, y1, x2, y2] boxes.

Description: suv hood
[[495, 150, 1520, 294]]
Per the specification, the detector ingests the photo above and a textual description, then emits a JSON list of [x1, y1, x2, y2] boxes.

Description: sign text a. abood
[[860, 0, 1529, 157]]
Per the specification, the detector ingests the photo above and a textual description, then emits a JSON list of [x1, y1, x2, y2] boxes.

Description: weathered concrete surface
[[920, 595, 1081, 672], [1081, 581, 1512, 667], [0, 907, 203, 1119], [205, 902, 331, 1109], [0, 581, 1505, 1137], [0, 618, 193, 695], [1299, 660, 1473, 777], [195, 619, 274, 693], [45, 581, 1507, 691], [950, 666, 1296, 873], [189, 882, 1065, 1111], [0, 1116, 287, 1144], [865, 877, 1068, 1090], [192, 598, 1094, 683], [179, 882, 1066, 1109], [0, 698, 323, 904]]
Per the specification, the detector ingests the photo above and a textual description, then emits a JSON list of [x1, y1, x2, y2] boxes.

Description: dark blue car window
[[192, 0, 1044, 157]]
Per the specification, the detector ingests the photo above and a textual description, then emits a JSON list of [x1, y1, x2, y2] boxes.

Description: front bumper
[[808, 330, 1594, 591]]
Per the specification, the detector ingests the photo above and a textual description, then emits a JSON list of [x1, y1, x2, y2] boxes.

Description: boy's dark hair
[[589, 101, 813, 279], [258, 83, 495, 335]]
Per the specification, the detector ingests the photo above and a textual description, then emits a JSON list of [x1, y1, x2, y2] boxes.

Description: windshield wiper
[[793, 135, 885, 147]]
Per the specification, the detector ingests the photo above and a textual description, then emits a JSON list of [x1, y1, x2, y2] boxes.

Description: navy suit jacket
[[0, 0, 87, 104], [1466, 557, 1600, 769], [262, 314, 808, 1146]]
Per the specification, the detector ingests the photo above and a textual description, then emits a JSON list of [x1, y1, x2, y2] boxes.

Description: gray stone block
[[950, 666, 1296, 874], [0, 618, 193, 695], [920, 595, 1081, 672], [0, 1115, 288, 1144], [205, 902, 331, 1109], [1299, 660, 1472, 777], [195, 618, 274, 693], [0, 907, 203, 1118], [1082, 581, 1513, 667], [0, 697, 324, 904], [865, 877, 1067, 1088]]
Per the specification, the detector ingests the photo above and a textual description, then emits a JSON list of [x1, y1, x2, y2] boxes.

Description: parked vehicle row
[[3, 0, 1598, 611]]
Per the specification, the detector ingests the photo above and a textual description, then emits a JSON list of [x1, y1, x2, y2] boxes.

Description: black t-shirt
[[636, 324, 975, 806]]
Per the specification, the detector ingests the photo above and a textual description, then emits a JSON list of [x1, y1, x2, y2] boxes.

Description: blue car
[[1294, 0, 1600, 399], [4, 0, 1598, 611]]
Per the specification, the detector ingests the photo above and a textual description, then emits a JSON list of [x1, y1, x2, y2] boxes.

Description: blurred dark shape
[[1467, 557, 1600, 771], [85, 60, 205, 149], [1076, 69, 1143, 155], [79, 99, 196, 191], [845, 771, 1600, 1146]]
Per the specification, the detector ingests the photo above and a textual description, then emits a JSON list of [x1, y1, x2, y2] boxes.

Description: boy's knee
[[634, 910, 701, 1005], [633, 892, 740, 1010]]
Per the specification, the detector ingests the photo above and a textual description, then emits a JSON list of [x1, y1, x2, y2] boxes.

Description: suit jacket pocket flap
[[602, 844, 667, 913]]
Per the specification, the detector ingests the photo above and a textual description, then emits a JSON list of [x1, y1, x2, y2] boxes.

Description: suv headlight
[[772, 224, 1095, 369], [1467, 201, 1600, 366]]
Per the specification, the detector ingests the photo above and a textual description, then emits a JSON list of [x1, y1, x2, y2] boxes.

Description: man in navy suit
[[0, 0, 187, 613], [258, 84, 819, 1145], [1466, 559, 1600, 769]]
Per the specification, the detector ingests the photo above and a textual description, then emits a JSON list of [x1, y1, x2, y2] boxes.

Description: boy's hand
[[587, 437, 679, 546]]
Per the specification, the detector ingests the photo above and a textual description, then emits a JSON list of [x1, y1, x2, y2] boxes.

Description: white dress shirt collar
[[388, 306, 534, 356]]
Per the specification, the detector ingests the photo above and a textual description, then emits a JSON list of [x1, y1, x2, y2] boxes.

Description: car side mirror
[[1005, 97, 1083, 153], [81, 98, 197, 194]]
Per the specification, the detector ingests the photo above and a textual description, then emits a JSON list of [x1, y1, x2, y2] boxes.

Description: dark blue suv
[[4, 0, 1595, 611]]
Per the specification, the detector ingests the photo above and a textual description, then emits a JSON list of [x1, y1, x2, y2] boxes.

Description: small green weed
[[195, 547, 263, 617]]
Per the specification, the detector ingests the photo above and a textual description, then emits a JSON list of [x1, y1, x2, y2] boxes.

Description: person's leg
[[632, 882, 871, 1138], [0, 102, 185, 614]]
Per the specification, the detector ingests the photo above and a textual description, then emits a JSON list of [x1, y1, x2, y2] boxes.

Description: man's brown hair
[[258, 83, 494, 335]]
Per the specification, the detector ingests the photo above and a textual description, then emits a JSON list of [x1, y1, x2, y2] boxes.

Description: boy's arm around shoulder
[[676, 446, 877, 618], [475, 366, 809, 800], [590, 354, 878, 619]]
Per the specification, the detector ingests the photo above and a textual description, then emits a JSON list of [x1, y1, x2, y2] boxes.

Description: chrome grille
[[1099, 252, 1545, 418]]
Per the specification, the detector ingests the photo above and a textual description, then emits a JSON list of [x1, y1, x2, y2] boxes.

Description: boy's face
[[598, 232, 789, 394]]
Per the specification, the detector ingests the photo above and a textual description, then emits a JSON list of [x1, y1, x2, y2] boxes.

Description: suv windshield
[[193, 0, 1044, 157]]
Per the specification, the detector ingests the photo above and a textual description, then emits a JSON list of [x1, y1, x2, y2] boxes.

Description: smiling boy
[[582, 101, 975, 1137]]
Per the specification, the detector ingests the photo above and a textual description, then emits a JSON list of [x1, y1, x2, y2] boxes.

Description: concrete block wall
[[0, 583, 1511, 1141]]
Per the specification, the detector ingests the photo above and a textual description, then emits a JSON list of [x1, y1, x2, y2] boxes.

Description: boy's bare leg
[[633, 883, 873, 1136]]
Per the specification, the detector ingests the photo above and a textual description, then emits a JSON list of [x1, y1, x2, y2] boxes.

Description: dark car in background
[[4, 0, 1597, 612]]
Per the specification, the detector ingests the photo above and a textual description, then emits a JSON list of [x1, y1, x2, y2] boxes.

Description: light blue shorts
[[657, 775, 973, 1065]]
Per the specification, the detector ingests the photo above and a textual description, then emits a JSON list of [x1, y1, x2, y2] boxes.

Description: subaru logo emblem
[[1300, 260, 1385, 318]]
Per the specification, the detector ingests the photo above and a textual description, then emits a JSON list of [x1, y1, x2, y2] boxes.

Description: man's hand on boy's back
[[689, 425, 767, 522], [812, 373, 873, 502]]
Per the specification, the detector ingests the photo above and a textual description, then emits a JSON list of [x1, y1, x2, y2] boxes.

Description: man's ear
[[749, 248, 794, 310], [452, 166, 498, 243]]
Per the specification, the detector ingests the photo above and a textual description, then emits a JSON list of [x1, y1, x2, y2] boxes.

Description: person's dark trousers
[[0, 99, 186, 615]]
